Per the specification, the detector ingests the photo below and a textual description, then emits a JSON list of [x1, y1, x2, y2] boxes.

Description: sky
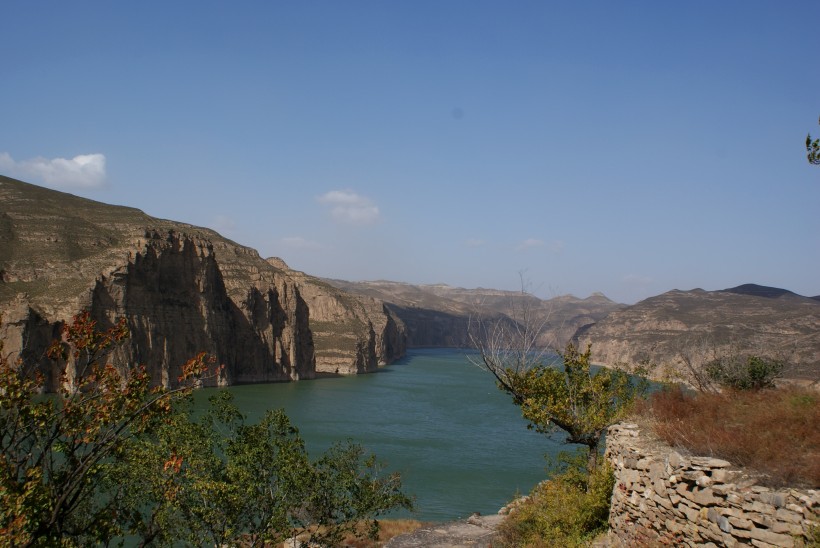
[[2, 1, 818, 304]]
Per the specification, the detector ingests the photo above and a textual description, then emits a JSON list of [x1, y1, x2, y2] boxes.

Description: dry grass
[[341, 519, 428, 547], [637, 386, 820, 488]]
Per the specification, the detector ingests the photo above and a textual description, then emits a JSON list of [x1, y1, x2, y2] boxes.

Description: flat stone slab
[[385, 514, 504, 548]]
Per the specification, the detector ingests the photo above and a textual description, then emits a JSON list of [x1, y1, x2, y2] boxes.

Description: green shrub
[[496, 451, 615, 547], [705, 354, 784, 390]]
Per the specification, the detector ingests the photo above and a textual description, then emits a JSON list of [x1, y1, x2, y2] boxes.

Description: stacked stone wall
[[606, 423, 819, 547]]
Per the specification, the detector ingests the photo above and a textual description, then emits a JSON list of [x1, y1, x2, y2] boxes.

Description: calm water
[[194, 348, 565, 522]]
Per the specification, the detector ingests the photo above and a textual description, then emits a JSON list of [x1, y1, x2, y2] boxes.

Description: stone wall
[[606, 423, 819, 547]]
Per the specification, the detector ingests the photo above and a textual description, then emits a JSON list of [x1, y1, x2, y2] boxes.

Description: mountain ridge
[[573, 285, 820, 381], [3, 176, 817, 388], [0, 176, 403, 390]]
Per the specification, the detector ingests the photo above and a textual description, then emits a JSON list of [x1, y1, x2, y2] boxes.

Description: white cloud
[[0, 151, 107, 189], [465, 238, 485, 247], [281, 236, 321, 250], [317, 190, 381, 225]]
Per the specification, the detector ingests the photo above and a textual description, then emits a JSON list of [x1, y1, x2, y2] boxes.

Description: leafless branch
[[467, 276, 558, 399]]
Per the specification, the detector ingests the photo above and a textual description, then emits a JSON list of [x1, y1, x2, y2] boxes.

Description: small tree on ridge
[[470, 286, 646, 473]]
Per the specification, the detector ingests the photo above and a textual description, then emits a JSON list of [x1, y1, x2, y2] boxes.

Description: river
[[194, 348, 566, 522]]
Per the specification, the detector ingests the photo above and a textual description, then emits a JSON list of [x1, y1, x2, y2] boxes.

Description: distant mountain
[[572, 285, 820, 381], [324, 279, 625, 349], [720, 283, 801, 299]]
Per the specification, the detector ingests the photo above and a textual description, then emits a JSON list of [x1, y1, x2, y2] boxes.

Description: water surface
[[195, 348, 565, 522]]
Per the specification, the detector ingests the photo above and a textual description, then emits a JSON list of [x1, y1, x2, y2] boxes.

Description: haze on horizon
[[2, 1, 818, 304]]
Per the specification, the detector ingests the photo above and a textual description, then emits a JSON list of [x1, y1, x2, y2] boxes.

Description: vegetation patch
[[637, 385, 820, 487], [496, 452, 614, 547], [0, 313, 411, 546]]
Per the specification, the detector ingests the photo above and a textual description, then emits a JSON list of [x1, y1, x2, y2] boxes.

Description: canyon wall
[[271, 261, 406, 374], [1, 228, 315, 390], [325, 279, 624, 350], [0, 176, 404, 390]]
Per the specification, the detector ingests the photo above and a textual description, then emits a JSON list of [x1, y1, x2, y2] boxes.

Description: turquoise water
[[194, 348, 565, 522]]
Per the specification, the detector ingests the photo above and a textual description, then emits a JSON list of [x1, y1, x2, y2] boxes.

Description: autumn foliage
[[639, 386, 820, 488], [0, 312, 410, 547]]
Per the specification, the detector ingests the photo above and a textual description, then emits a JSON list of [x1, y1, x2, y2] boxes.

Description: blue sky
[[2, 1, 818, 304]]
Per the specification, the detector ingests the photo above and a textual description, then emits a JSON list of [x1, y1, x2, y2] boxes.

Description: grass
[[636, 385, 820, 488]]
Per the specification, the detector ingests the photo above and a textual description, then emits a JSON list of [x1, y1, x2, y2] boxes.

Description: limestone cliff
[[266, 259, 406, 375], [0, 176, 319, 390]]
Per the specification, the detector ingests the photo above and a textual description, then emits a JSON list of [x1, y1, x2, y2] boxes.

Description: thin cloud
[[317, 190, 381, 225], [0, 152, 107, 189], [515, 238, 545, 251], [465, 238, 485, 247]]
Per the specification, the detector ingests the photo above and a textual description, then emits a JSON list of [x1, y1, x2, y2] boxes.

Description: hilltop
[[573, 285, 820, 380]]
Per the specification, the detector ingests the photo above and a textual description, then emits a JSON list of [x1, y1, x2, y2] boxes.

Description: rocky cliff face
[[266, 259, 406, 375], [573, 286, 820, 381], [324, 280, 624, 349], [0, 176, 402, 390]]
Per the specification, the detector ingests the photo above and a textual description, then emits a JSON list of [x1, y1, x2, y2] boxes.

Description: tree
[[0, 312, 411, 546], [808, 115, 820, 165], [470, 288, 646, 473], [112, 391, 411, 547], [0, 312, 210, 546]]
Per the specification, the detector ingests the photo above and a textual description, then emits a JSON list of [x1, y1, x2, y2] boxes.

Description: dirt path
[[383, 513, 503, 548]]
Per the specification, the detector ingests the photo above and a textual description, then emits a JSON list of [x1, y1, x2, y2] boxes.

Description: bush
[[705, 354, 784, 390], [496, 451, 615, 547], [638, 385, 820, 487]]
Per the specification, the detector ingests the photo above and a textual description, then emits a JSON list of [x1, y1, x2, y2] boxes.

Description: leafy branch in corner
[[807, 115, 820, 165]]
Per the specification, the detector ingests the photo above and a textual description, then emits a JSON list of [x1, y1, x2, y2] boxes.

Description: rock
[[0, 176, 405, 390], [385, 514, 503, 547]]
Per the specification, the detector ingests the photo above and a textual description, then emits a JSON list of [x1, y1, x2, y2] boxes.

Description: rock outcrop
[[573, 287, 820, 382], [0, 176, 403, 390], [267, 260, 406, 375]]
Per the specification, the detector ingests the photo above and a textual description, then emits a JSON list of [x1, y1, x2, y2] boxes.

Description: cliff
[[325, 279, 624, 349], [0, 176, 402, 390], [573, 286, 820, 381], [267, 259, 406, 374]]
